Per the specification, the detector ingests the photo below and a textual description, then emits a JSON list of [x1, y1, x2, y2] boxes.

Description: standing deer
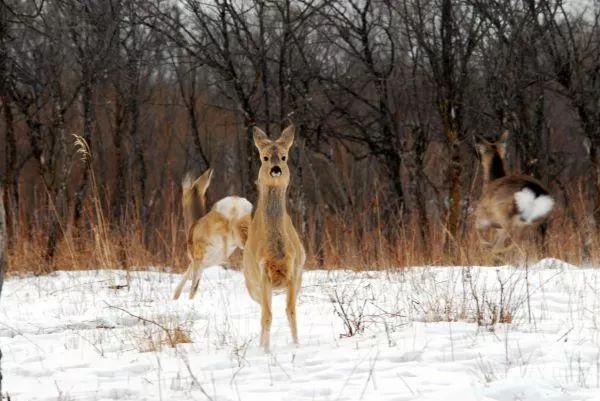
[[243, 124, 305, 352], [474, 131, 555, 254], [173, 168, 252, 300]]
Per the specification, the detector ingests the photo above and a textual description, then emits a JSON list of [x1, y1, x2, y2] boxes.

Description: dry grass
[[105, 302, 193, 352], [136, 325, 193, 353], [5, 197, 593, 275], [5, 139, 597, 275]]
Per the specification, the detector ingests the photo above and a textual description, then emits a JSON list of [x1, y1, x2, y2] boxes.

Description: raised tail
[[514, 186, 555, 224], [182, 168, 213, 233]]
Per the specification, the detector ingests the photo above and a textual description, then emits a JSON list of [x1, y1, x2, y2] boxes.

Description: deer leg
[[537, 222, 549, 254], [259, 281, 273, 352], [286, 276, 299, 345], [491, 229, 507, 253], [189, 260, 205, 299], [190, 239, 227, 299], [173, 262, 193, 300], [491, 229, 515, 254], [242, 271, 260, 303], [476, 227, 492, 247]]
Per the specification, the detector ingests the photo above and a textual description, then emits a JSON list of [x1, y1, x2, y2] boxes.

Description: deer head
[[475, 130, 509, 182], [253, 125, 295, 188]]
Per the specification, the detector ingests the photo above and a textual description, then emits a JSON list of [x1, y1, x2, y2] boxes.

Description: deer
[[173, 168, 253, 300], [474, 130, 555, 255], [242, 124, 305, 352]]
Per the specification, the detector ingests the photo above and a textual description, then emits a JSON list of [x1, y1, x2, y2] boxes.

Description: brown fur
[[242, 124, 306, 352], [474, 131, 552, 254], [173, 169, 252, 300]]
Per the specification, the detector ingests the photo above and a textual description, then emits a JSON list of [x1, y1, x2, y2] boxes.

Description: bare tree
[[142, 0, 263, 196], [67, 0, 120, 226], [309, 0, 407, 206], [168, 48, 210, 174], [401, 0, 485, 244], [540, 3, 600, 215], [4, 1, 83, 261], [0, 187, 5, 396], [472, 0, 549, 174]]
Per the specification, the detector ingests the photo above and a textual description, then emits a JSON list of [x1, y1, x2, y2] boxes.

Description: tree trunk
[[589, 139, 600, 225], [112, 98, 127, 224], [1, 1, 17, 249], [132, 109, 147, 220], [579, 140, 600, 262], [46, 95, 71, 263], [439, 0, 463, 247], [579, 111, 600, 261], [386, 152, 405, 210], [3, 100, 18, 245], [0, 190, 4, 287], [583, 139, 600, 262], [73, 77, 94, 226], [127, 74, 148, 229], [445, 121, 462, 241], [187, 97, 209, 172], [404, 126, 428, 246], [243, 122, 258, 201], [112, 97, 129, 268], [0, 185, 6, 396]]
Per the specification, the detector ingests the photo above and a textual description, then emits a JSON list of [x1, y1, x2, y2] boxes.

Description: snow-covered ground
[[2, 259, 600, 401]]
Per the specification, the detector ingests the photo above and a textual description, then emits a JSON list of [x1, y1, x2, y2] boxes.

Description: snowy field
[[2, 259, 600, 401]]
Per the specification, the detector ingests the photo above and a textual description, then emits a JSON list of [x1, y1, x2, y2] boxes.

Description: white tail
[[212, 196, 253, 222], [514, 188, 555, 224]]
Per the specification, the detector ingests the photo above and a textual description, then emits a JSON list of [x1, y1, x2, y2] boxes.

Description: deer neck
[[482, 152, 507, 188], [257, 184, 288, 224]]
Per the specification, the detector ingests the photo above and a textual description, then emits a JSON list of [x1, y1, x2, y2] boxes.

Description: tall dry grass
[[5, 173, 597, 275], [5, 134, 597, 274]]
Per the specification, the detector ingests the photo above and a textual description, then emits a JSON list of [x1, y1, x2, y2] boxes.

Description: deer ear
[[498, 130, 509, 144], [276, 124, 295, 151], [253, 127, 270, 150], [475, 142, 486, 156], [496, 130, 509, 155], [474, 135, 489, 155]]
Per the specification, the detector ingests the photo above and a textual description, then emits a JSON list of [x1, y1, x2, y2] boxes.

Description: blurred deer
[[474, 131, 555, 254], [173, 168, 252, 300], [243, 124, 305, 352]]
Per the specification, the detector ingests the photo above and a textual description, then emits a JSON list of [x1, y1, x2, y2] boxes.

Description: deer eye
[[263, 156, 269, 161], [281, 155, 286, 161]]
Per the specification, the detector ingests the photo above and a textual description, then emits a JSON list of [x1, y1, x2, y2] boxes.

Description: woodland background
[[1, 0, 600, 272]]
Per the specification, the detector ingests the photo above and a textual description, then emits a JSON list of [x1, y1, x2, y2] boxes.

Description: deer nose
[[270, 166, 282, 177]]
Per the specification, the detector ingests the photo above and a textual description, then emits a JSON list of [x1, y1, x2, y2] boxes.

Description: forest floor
[[2, 259, 600, 401]]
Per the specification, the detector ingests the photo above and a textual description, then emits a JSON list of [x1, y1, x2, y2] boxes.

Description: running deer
[[474, 131, 555, 254], [173, 168, 252, 300], [242, 124, 305, 352]]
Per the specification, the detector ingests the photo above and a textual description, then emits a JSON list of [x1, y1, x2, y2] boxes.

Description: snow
[[2, 258, 600, 401]]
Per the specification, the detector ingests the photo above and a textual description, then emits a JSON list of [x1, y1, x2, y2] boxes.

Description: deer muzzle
[[270, 166, 282, 177]]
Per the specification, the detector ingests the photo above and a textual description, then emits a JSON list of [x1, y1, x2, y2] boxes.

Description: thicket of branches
[[1, 0, 599, 271]]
